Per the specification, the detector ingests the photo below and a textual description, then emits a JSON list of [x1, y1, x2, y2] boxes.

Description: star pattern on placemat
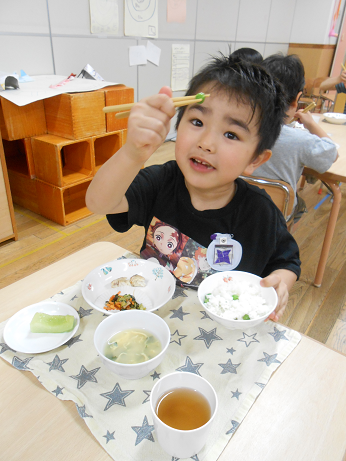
[[46, 355, 69, 372], [200, 310, 213, 320], [131, 415, 155, 446], [150, 371, 161, 380], [142, 390, 151, 404], [255, 382, 265, 388], [76, 403, 93, 418], [77, 306, 93, 318], [268, 326, 289, 342], [176, 356, 203, 375], [231, 389, 242, 400], [218, 359, 241, 375], [226, 420, 239, 435], [226, 347, 236, 355], [237, 332, 260, 347], [0, 342, 16, 354], [103, 430, 115, 444], [170, 306, 190, 321], [52, 385, 64, 397], [70, 295, 78, 301], [70, 365, 100, 389], [100, 383, 135, 411], [12, 356, 33, 370], [194, 327, 223, 349], [258, 352, 281, 366], [65, 334, 83, 348], [172, 285, 188, 299], [170, 329, 187, 346]]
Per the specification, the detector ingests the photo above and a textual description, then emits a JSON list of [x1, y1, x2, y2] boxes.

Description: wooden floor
[[1, 141, 346, 354]]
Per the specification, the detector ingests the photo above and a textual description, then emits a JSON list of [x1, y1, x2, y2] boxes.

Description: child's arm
[[86, 87, 176, 215], [319, 71, 346, 92], [260, 269, 297, 322]]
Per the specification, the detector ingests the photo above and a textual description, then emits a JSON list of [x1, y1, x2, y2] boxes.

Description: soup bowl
[[94, 310, 170, 379]]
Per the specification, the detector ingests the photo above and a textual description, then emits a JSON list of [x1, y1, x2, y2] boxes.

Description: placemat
[[0, 256, 301, 461]]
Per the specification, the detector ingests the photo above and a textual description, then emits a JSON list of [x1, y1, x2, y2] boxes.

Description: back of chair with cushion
[[333, 92, 346, 114]]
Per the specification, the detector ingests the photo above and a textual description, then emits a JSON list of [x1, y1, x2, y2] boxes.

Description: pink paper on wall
[[167, 0, 186, 23]]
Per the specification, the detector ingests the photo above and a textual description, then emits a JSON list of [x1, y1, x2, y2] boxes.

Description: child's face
[[175, 88, 270, 197]]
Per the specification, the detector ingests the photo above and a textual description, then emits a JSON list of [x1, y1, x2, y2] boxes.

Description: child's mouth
[[190, 158, 215, 171]]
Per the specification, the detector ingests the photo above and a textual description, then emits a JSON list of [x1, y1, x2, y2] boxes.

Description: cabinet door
[[0, 132, 17, 242]]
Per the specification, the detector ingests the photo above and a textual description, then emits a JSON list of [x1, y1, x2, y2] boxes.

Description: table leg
[[314, 181, 341, 287]]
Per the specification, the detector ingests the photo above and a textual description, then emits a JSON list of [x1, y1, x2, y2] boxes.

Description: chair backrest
[[333, 92, 346, 113], [240, 175, 295, 221]]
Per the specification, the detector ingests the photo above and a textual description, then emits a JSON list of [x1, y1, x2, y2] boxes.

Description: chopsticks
[[342, 63, 346, 71], [103, 93, 210, 119], [288, 101, 316, 124]]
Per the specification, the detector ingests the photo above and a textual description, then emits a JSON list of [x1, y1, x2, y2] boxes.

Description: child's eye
[[224, 132, 239, 140], [191, 118, 203, 127]]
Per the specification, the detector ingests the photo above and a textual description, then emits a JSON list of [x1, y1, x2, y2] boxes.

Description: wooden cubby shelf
[[93, 130, 123, 173], [31, 134, 94, 187], [3, 138, 35, 178]]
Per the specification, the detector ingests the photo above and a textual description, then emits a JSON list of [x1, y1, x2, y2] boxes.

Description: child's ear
[[292, 91, 302, 110], [242, 149, 272, 175]]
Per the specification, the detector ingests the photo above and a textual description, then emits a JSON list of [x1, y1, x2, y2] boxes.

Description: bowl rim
[[198, 270, 278, 323], [82, 258, 176, 314], [94, 310, 171, 368]]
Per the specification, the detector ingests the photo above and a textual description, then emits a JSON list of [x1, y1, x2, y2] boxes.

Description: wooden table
[[1, 242, 346, 460], [303, 114, 346, 286]]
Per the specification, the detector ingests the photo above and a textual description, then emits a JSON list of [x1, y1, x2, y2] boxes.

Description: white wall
[[0, 0, 339, 137]]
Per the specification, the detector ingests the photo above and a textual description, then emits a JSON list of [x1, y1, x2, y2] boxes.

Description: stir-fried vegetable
[[104, 292, 145, 311]]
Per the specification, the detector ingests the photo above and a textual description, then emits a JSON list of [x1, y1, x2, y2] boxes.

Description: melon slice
[[30, 312, 75, 333]]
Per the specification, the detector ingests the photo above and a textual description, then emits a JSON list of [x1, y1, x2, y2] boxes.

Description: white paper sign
[[89, 0, 119, 35], [171, 44, 190, 91], [129, 45, 147, 66], [146, 40, 161, 66], [124, 0, 158, 38]]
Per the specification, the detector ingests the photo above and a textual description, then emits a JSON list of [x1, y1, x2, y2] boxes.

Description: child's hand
[[294, 109, 315, 130], [340, 70, 346, 85], [260, 273, 289, 322], [125, 86, 176, 164]]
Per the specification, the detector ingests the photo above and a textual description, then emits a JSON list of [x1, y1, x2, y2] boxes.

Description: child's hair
[[262, 53, 305, 105], [231, 47, 263, 64], [175, 53, 287, 157]]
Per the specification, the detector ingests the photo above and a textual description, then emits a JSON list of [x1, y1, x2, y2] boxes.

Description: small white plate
[[323, 112, 346, 125], [3, 302, 80, 354]]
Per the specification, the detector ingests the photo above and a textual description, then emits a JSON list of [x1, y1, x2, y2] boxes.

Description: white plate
[[323, 112, 346, 125], [82, 259, 176, 315], [3, 302, 80, 354]]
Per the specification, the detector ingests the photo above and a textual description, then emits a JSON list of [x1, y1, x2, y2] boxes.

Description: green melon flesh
[[30, 312, 75, 333]]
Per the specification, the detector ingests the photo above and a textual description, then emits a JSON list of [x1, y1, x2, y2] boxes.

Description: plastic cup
[[150, 371, 218, 458]]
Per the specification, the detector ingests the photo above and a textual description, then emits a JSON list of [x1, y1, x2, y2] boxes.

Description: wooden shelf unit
[[0, 132, 17, 243], [93, 130, 123, 173], [2, 138, 35, 178]]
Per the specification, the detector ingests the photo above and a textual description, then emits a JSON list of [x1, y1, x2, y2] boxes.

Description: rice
[[203, 276, 270, 320]]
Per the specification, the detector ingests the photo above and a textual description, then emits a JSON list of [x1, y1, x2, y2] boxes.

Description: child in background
[[86, 54, 301, 322], [254, 54, 338, 222], [230, 47, 263, 64], [319, 67, 346, 113]]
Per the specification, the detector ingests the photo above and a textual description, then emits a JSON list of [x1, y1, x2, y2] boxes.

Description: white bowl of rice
[[197, 271, 278, 330]]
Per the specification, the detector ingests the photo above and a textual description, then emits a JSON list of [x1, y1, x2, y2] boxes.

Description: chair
[[333, 92, 346, 113], [240, 175, 295, 229]]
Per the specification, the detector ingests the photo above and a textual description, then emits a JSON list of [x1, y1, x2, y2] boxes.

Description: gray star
[[237, 332, 260, 347], [52, 386, 64, 397], [100, 383, 135, 411], [70, 365, 100, 389], [258, 352, 281, 367], [12, 356, 33, 370], [57, 291, 64, 295], [255, 382, 265, 388], [226, 347, 236, 355], [150, 371, 161, 380], [103, 430, 115, 444], [170, 306, 190, 321], [172, 285, 188, 299], [65, 334, 83, 348], [131, 415, 155, 446], [170, 329, 187, 346], [226, 420, 239, 435], [218, 359, 241, 375], [200, 310, 213, 320], [231, 388, 242, 400], [46, 355, 69, 372], [78, 306, 93, 318], [194, 327, 223, 349], [191, 456, 200, 461], [176, 356, 203, 375], [75, 403, 93, 418], [142, 390, 151, 404], [70, 295, 78, 301], [269, 326, 289, 342], [0, 342, 16, 354]]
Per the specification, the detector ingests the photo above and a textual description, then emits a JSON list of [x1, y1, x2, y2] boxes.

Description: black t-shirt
[[107, 161, 301, 282]]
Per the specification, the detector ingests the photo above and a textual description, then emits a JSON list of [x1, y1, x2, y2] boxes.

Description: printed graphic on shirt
[[140, 217, 217, 287]]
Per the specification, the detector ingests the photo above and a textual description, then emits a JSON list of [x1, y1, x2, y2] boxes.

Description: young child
[[86, 54, 301, 322], [319, 68, 346, 113], [255, 54, 338, 221], [230, 47, 263, 64]]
